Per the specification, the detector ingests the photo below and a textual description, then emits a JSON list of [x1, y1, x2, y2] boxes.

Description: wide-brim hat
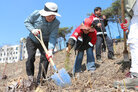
[[39, 2, 61, 17], [80, 18, 94, 32]]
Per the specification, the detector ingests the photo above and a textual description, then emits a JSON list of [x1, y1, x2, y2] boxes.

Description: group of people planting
[[24, 0, 138, 90]]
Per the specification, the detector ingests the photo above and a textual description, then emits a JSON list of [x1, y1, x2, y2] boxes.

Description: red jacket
[[90, 14, 108, 35], [67, 26, 97, 51]]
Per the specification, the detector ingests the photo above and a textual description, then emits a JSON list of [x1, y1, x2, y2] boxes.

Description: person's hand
[[66, 47, 70, 53], [32, 29, 41, 36], [66, 44, 72, 53], [121, 19, 128, 31], [46, 49, 53, 61], [97, 23, 102, 27], [102, 15, 106, 19]]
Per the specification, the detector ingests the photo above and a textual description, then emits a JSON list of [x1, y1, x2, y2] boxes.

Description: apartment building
[[0, 38, 59, 63], [0, 45, 21, 63], [0, 38, 40, 63]]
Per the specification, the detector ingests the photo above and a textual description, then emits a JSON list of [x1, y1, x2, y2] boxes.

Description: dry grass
[[0, 42, 137, 92]]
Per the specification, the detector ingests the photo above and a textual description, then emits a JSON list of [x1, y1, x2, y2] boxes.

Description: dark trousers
[[26, 37, 49, 83], [96, 35, 114, 58]]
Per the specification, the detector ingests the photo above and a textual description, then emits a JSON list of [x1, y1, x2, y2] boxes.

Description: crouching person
[[66, 18, 97, 76]]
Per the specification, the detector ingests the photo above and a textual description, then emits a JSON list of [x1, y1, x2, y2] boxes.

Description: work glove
[[120, 17, 131, 31], [120, 19, 128, 31], [46, 49, 53, 61], [31, 29, 41, 36]]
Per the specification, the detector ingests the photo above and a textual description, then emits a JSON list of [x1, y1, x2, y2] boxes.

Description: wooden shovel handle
[[34, 30, 57, 72]]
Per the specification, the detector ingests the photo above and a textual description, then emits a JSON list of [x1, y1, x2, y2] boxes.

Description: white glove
[[31, 29, 41, 36], [124, 16, 131, 27], [47, 49, 53, 58]]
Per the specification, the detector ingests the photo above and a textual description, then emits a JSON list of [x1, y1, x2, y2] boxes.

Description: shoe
[[126, 72, 138, 78], [114, 78, 138, 90], [108, 52, 115, 60], [96, 56, 103, 63], [88, 68, 96, 74], [28, 76, 34, 82]]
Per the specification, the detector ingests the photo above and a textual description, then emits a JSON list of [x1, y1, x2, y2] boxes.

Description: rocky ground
[[0, 42, 137, 92]]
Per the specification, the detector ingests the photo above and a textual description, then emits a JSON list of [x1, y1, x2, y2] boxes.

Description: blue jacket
[[24, 10, 60, 50]]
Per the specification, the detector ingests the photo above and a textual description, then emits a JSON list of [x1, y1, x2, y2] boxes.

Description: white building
[[0, 45, 21, 63], [0, 38, 40, 63], [0, 38, 58, 63]]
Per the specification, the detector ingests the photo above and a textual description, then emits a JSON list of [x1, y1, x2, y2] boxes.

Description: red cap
[[80, 18, 94, 32]]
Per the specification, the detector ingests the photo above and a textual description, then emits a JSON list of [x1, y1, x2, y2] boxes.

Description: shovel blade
[[123, 51, 129, 62], [51, 68, 71, 87], [123, 54, 129, 62]]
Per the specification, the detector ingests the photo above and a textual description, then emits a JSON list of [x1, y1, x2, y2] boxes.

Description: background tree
[[102, 0, 122, 40], [57, 27, 73, 50]]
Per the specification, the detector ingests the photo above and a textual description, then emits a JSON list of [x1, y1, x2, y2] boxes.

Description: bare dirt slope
[[0, 42, 137, 92]]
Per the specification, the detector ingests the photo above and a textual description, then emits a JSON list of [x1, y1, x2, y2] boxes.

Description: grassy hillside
[[0, 42, 136, 92]]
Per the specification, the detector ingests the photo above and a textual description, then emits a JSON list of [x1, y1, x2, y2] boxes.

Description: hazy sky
[[0, 0, 122, 46]]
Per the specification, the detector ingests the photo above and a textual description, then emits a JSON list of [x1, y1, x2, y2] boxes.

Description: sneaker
[[114, 78, 138, 90], [96, 57, 103, 63], [28, 76, 34, 82], [126, 72, 138, 78], [108, 52, 115, 60], [88, 69, 96, 74]]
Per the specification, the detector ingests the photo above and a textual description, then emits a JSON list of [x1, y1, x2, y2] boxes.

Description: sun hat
[[39, 2, 61, 17], [80, 18, 94, 32]]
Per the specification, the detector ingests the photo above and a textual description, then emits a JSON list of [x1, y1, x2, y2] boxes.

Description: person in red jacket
[[90, 7, 114, 62], [66, 17, 97, 76]]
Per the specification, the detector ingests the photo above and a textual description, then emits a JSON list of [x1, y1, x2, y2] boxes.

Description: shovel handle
[[33, 30, 58, 72]]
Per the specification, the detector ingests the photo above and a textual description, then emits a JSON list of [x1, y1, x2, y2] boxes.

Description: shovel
[[121, 0, 129, 62], [34, 30, 71, 87]]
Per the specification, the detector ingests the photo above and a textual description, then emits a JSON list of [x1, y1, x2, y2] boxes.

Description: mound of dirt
[[0, 42, 136, 92]]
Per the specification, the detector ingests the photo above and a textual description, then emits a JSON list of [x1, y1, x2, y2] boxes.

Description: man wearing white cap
[[24, 2, 61, 85]]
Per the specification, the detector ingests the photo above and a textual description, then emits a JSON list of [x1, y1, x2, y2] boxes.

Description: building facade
[[0, 38, 40, 63], [0, 45, 21, 63], [0, 38, 59, 63]]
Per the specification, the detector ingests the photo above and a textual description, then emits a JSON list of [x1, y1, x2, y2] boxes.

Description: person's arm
[[102, 15, 108, 27], [24, 10, 39, 31], [48, 23, 60, 50], [66, 27, 81, 52], [92, 20, 99, 28]]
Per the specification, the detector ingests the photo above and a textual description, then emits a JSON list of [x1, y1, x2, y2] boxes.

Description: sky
[[0, 0, 123, 46]]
